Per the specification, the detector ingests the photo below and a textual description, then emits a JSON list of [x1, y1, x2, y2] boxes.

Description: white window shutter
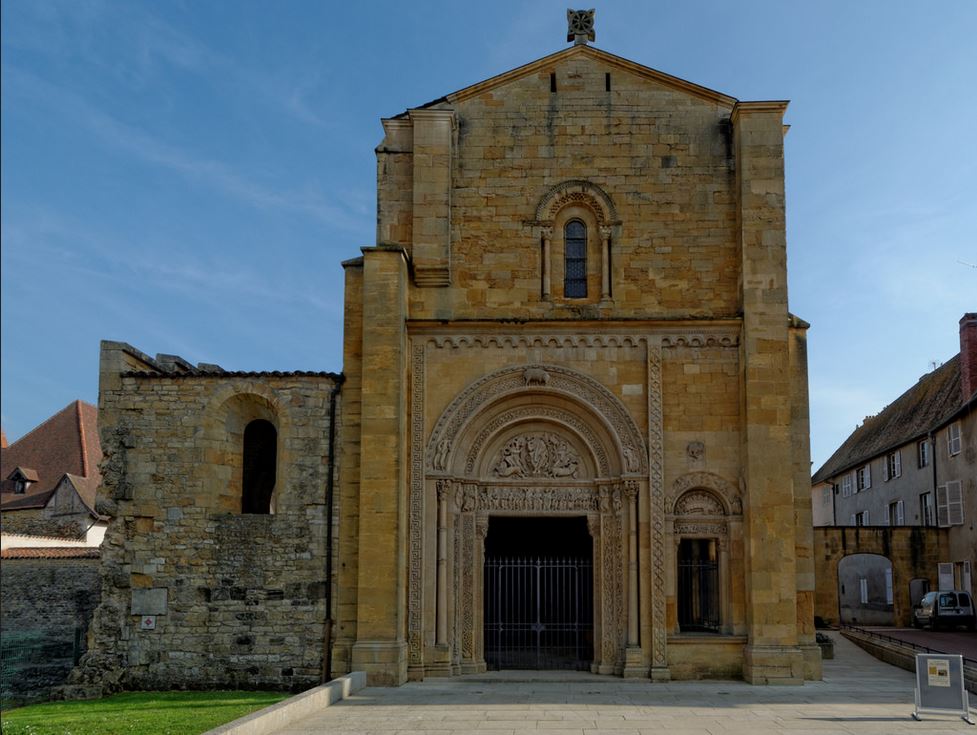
[[937, 484, 949, 527], [938, 563, 954, 591], [946, 480, 964, 526], [885, 568, 893, 605], [881, 509, 889, 526], [850, 513, 856, 525], [865, 465, 871, 489], [859, 578, 869, 604], [897, 499, 905, 524], [882, 459, 889, 482], [863, 510, 869, 524], [964, 561, 973, 595], [894, 450, 901, 477]]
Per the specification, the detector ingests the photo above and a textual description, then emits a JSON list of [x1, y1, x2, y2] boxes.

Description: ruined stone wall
[[71, 343, 339, 695], [1, 557, 100, 705]]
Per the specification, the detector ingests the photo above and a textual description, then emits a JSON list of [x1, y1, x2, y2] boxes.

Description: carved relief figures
[[492, 432, 580, 479]]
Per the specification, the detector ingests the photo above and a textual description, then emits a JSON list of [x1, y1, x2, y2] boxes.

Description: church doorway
[[483, 516, 594, 670]]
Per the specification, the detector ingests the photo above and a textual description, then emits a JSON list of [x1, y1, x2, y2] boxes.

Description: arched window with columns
[[564, 219, 588, 297]]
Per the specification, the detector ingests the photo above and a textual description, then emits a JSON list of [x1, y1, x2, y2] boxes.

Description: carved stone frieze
[[477, 486, 598, 513], [491, 432, 580, 479], [427, 334, 642, 350], [660, 334, 738, 349], [674, 521, 727, 537]]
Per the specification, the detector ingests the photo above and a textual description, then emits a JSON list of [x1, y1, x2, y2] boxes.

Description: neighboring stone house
[[0, 401, 106, 704], [811, 314, 976, 621], [73, 16, 819, 693], [0, 400, 105, 540]]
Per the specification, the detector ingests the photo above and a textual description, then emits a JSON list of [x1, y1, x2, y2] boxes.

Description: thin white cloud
[[2, 67, 367, 231]]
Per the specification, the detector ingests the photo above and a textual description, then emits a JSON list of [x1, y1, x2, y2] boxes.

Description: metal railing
[[841, 623, 977, 667]]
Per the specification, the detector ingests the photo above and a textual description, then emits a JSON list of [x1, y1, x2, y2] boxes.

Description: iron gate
[[484, 556, 593, 670]]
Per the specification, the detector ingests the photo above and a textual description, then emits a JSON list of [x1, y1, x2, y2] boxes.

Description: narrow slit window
[[550, 72, 557, 93], [564, 220, 587, 298], [242, 419, 277, 514], [605, 72, 611, 91]]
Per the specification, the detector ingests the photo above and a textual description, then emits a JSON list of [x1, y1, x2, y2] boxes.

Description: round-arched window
[[564, 220, 587, 298]]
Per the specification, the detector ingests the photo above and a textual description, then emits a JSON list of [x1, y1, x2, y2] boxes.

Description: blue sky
[[2, 1, 975, 471]]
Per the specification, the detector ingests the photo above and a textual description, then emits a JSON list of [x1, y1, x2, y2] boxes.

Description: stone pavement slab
[[269, 634, 975, 734]]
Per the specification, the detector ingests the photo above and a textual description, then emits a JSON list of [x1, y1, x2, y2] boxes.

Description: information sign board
[[912, 653, 974, 724]]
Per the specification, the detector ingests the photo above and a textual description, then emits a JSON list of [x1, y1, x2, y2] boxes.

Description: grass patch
[[0, 690, 291, 735]]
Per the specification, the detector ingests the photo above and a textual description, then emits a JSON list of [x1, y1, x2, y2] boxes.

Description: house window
[[242, 419, 277, 514], [917, 439, 929, 468], [883, 451, 901, 481], [936, 480, 964, 527], [840, 474, 853, 498], [821, 486, 831, 504], [887, 500, 904, 526], [920, 492, 935, 526], [13, 478, 26, 494], [856, 465, 871, 492], [859, 578, 869, 604], [852, 510, 869, 526], [947, 422, 961, 456], [564, 220, 587, 298]]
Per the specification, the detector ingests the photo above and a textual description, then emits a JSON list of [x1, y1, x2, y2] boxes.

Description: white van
[[911, 590, 976, 631]]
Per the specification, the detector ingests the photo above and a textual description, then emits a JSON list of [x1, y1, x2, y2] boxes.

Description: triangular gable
[[7, 466, 39, 483], [405, 44, 738, 114]]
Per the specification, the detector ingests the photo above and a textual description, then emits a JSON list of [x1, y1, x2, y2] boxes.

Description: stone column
[[587, 514, 601, 674], [600, 226, 611, 300], [623, 481, 645, 677], [350, 245, 409, 686], [718, 536, 731, 634], [436, 483, 449, 646], [541, 227, 552, 299], [474, 517, 489, 673], [733, 100, 803, 685]]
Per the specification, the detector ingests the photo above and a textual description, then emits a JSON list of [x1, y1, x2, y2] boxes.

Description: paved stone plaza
[[268, 634, 974, 734]]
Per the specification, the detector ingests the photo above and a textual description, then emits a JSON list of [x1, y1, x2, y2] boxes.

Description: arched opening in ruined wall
[[837, 553, 894, 626]]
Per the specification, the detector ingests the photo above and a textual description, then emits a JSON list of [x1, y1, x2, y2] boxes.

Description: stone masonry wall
[[1, 557, 100, 705], [70, 342, 339, 695]]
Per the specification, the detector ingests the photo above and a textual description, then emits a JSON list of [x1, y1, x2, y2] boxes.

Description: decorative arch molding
[[200, 383, 292, 440], [533, 179, 619, 225], [426, 363, 646, 476], [668, 472, 741, 515]]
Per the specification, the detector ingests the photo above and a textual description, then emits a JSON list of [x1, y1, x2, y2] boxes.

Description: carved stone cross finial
[[566, 9, 595, 45]]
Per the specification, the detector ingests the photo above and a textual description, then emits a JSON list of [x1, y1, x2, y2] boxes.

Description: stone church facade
[[72, 29, 819, 693]]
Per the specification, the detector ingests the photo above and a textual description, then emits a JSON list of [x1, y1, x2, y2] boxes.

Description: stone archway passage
[[483, 516, 594, 670]]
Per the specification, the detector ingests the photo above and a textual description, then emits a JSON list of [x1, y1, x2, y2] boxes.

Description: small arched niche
[[212, 392, 282, 515]]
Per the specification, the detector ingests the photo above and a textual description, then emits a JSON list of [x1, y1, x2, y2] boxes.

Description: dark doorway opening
[[483, 516, 593, 670], [677, 538, 719, 632]]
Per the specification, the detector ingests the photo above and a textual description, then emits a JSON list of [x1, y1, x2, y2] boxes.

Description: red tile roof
[[0, 401, 102, 511], [0, 547, 101, 559]]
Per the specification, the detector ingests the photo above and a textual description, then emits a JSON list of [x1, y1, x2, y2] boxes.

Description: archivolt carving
[[492, 433, 580, 479], [463, 406, 608, 477], [669, 472, 740, 515], [533, 179, 618, 224], [427, 363, 646, 475]]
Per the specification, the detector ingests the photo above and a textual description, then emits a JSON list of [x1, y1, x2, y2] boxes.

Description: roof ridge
[[3, 399, 93, 449], [76, 400, 89, 476]]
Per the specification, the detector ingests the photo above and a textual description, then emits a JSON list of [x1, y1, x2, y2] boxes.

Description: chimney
[[0, 428, 7, 449], [961, 313, 977, 401]]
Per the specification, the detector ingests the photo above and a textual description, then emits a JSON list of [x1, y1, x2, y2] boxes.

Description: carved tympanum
[[492, 432, 580, 479], [674, 490, 724, 516]]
